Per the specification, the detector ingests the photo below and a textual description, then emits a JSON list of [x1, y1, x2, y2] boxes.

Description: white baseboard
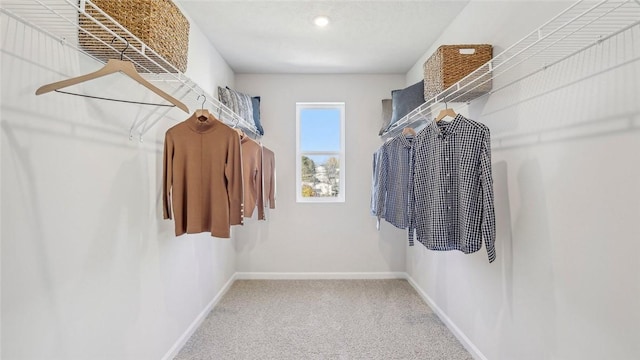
[[235, 271, 409, 280], [405, 275, 488, 360], [161, 273, 238, 360]]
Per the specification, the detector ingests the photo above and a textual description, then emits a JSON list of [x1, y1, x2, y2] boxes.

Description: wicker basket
[[423, 44, 493, 102], [78, 0, 190, 73]]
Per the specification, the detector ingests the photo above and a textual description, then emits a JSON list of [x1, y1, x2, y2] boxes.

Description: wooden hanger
[[402, 127, 416, 136], [435, 100, 456, 123], [235, 128, 246, 139], [35, 38, 189, 114]]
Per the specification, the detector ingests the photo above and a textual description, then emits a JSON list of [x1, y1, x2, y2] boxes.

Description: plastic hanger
[[435, 98, 456, 123], [35, 37, 189, 114]]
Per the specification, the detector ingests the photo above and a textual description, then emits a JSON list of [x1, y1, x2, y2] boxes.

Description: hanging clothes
[[163, 113, 244, 238], [376, 132, 414, 231], [262, 146, 276, 210], [409, 114, 496, 263], [370, 146, 384, 217], [241, 136, 265, 220]]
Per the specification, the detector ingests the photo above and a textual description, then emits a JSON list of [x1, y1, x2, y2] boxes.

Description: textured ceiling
[[176, 0, 470, 74]]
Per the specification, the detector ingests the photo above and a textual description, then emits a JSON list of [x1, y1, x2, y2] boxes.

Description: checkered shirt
[[409, 114, 496, 262], [376, 133, 414, 230]]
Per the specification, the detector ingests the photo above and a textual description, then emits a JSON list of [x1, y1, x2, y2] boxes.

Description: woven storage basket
[[423, 44, 492, 102], [78, 0, 189, 73]]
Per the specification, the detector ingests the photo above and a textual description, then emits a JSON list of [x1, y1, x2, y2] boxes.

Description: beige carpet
[[174, 279, 472, 360]]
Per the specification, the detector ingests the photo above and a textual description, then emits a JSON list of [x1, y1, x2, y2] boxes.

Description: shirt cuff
[[230, 202, 244, 225], [486, 245, 496, 263]]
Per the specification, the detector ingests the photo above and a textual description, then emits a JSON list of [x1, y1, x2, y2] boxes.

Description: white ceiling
[[176, 0, 470, 74]]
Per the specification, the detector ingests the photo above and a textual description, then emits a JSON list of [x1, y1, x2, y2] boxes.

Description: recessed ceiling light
[[313, 15, 330, 28]]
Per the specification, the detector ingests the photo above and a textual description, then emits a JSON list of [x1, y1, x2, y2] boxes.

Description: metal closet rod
[[0, 5, 162, 77], [381, 0, 640, 137], [387, 1, 598, 131], [76, 0, 179, 75], [135, 92, 261, 141], [126, 75, 260, 141], [0, 0, 260, 140], [407, 7, 640, 128], [74, 0, 260, 136]]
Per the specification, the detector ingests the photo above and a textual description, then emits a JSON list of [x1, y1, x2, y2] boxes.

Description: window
[[296, 102, 345, 203]]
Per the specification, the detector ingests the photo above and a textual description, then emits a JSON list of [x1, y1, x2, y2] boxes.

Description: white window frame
[[296, 102, 346, 203]]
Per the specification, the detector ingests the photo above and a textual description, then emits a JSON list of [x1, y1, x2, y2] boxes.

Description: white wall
[[1, 11, 236, 360], [180, 2, 235, 95], [233, 74, 407, 274], [405, 2, 640, 360], [4, 1, 638, 359]]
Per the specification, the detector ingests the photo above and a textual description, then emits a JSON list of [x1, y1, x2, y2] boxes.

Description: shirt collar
[[429, 114, 465, 138], [186, 112, 220, 133], [398, 132, 414, 148]]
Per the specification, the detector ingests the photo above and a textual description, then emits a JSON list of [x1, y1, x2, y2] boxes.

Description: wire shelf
[[0, 0, 260, 140], [382, 0, 640, 137]]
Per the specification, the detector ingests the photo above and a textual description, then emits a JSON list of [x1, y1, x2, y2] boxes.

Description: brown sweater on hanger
[[241, 136, 264, 219], [163, 114, 243, 238], [262, 146, 276, 209]]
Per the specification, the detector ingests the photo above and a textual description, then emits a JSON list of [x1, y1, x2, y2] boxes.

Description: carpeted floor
[[174, 279, 472, 360]]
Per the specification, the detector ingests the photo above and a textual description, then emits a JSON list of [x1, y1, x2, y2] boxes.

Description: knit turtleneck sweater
[[163, 113, 243, 238], [241, 136, 264, 220]]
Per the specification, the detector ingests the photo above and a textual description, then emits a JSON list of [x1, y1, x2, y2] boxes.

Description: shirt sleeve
[[269, 152, 276, 209], [257, 146, 265, 220], [407, 142, 416, 246], [226, 133, 244, 225], [370, 150, 380, 216], [375, 146, 388, 220], [162, 131, 174, 220], [480, 129, 496, 263]]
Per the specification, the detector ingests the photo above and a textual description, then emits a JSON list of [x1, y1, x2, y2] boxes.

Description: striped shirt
[[370, 147, 384, 216], [377, 133, 414, 230]]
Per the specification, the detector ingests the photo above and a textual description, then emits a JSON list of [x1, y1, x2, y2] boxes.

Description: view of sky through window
[[300, 108, 341, 152]]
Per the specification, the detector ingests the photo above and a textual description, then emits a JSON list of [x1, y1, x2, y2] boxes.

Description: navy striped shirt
[[375, 133, 414, 232]]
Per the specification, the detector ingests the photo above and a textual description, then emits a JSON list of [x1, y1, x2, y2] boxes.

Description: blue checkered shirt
[[409, 114, 496, 262], [375, 133, 414, 230]]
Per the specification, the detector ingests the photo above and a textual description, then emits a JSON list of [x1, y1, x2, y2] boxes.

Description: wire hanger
[[435, 96, 457, 123], [230, 114, 246, 139], [36, 37, 189, 113], [195, 94, 211, 121]]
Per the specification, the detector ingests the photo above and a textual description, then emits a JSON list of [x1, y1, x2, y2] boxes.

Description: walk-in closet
[[1, 1, 639, 359]]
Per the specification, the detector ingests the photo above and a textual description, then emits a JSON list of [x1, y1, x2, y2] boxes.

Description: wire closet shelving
[[382, 0, 640, 137], [0, 0, 261, 141]]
